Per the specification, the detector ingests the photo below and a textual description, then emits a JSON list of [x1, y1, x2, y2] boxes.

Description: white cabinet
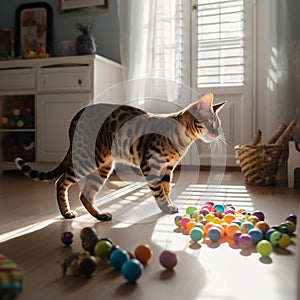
[[36, 93, 90, 162], [0, 55, 122, 171]]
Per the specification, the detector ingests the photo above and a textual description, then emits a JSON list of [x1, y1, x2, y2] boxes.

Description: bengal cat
[[15, 93, 226, 221]]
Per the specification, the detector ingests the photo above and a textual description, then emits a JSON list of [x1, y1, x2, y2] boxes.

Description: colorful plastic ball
[[270, 231, 283, 247], [238, 233, 253, 249], [186, 205, 198, 216], [134, 244, 153, 264], [80, 227, 98, 240], [281, 221, 296, 234], [255, 221, 270, 235], [285, 214, 297, 225], [61, 231, 74, 246], [190, 227, 204, 242], [248, 215, 260, 225], [265, 229, 276, 241], [248, 228, 263, 244], [213, 204, 225, 215], [226, 223, 241, 239], [251, 210, 265, 221], [187, 220, 196, 233], [174, 215, 182, 227], [121, 259, 143, 283], [181, 216, 191, 229], [159, 250, 178, 270], [110, 249, 129, 270], [207, 227, 222, 243], [223, 213, 235, 224], [278, 233, 291, 248], [240, 221, 254, 233], [76, 256, 98, 277], [257, 240, 273, 257], [94, 240, 112, 259]]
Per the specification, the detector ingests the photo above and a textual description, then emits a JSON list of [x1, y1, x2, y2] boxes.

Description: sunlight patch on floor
[[0, 218, 58, 243], [174, 183, 253, 212]]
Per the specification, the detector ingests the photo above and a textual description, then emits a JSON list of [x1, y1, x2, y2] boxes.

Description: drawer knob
[[78, 78, 82, 85]]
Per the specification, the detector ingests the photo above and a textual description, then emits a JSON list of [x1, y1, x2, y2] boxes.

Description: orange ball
[[223, 213, 235, 224], [134, 244, 153, 264], [255, 221, 270, 234], [226, 223, 241, 239]]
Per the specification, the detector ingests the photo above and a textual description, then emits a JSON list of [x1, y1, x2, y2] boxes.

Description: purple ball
[[285, 214, 297, 225], [61, 231, 74, 246], [251, 210, 265, 221], [238, 233, 253, 249], [159, 250, 178, 270], [233, 231, 242, 244]]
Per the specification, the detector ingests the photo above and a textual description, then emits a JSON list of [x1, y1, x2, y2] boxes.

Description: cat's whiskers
[[209, 134, 228, 153]]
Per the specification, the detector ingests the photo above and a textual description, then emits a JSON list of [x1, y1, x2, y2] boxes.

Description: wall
[[0, 0, 120, 63], [256, 0, 300, 140]]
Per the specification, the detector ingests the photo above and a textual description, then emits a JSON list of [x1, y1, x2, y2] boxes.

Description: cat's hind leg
[[142, 164, 178, 214], [80, 167, 112, 221], [56, 174, 78, 219]]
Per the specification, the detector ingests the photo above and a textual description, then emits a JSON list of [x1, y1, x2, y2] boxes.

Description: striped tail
[[14, 157, 65, 181]]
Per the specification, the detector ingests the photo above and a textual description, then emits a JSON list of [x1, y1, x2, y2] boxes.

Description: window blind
[[197, 0, 244, 87]]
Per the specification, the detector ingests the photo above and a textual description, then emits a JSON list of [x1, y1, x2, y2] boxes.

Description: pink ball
[[181, 217, 191, 229], [159, 250, 178, 270]]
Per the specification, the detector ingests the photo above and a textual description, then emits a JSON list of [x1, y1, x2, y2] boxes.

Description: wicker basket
[[235, 144, 285, 185], [235, 120, 297, 185]]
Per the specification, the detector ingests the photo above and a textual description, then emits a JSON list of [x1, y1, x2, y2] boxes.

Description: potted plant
[[75, 21, 96, 55]]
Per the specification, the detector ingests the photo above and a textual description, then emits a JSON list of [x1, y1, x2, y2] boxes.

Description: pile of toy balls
[[174, 203, 297, 258], [60, 227, 178, 282]]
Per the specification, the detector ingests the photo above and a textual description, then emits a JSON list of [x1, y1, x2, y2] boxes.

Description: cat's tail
[[14, 157, 65, 181]]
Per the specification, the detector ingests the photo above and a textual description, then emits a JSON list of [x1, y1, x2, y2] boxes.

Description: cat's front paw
[[161, 205, 179, 214], [96, 212, 112, 222], [63, 210, 78, 219]]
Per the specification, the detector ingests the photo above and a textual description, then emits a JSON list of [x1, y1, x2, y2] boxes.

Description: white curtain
[[117, 0, 189, 112]]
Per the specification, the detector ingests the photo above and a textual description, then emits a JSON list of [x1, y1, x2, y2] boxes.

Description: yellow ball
[[187, 220, 196, 233], [205, 213, 215, 223]]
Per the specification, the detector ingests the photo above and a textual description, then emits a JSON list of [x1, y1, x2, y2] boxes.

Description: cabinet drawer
[[0, 68, 35, 90], [38, 66, 91, 92]]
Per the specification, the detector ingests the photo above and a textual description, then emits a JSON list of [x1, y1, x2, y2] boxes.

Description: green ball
[[190, 227, 204, 242], [186, 205, 198, 216], [270, 231, 282, 247], [256, 240, 273, 257], [94, 240, 112, 259]]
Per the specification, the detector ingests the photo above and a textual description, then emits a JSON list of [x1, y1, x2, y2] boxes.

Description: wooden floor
[[0, 167, 299, 300]]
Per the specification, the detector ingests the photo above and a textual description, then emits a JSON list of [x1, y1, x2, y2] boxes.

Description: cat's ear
[[200, 93, 214, 107], [194, 93, 214, 111], [213, 101, 226, 113]]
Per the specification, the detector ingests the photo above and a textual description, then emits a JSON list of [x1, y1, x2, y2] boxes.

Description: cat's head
[[187, 93, 226, 143]]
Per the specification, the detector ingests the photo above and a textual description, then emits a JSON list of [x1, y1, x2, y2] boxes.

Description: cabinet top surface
[[0, 54, 121, 70]]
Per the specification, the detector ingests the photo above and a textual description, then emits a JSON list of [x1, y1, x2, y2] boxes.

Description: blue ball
[[248, 228, 263, 244], [265, 229, 276, 241], [207, 227, 222, 243], [121, 259, 143, 283], [110, 249, 129, 269]]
